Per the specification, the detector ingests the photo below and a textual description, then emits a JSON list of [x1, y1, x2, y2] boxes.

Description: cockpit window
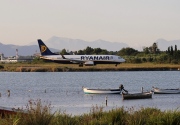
[[118, 57, 121, 59]]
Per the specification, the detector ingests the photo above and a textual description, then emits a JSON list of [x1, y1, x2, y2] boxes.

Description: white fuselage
[[38, 39, 125, 66], [41, 55, 125, 64]]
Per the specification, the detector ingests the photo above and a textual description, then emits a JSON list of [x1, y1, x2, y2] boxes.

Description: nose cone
[[122, 58, 126, 62]]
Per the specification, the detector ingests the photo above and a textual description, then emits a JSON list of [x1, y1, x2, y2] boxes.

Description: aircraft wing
[[61, 54, 85, 63], [62, 55, 94, 65], [69, 59, 84, 63]]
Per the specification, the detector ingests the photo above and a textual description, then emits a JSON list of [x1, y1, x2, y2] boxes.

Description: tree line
[[59, 42, 180, 64]]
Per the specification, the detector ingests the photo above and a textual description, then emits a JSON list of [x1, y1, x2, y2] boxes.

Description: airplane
[[37, 39, 125, 67]]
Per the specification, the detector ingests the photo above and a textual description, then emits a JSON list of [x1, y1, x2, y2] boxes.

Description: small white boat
[[83, 87, 121, 94], [152, 87, 180, 94], [122, 92, 152, 100]]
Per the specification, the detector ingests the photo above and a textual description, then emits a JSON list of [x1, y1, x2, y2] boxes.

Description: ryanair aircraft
[[37, 39, 125, 66]]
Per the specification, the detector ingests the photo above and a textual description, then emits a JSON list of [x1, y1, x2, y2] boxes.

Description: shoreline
[[1, 63, 180, 72]]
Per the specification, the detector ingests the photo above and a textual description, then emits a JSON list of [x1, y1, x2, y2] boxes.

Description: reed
[[125, 107, 161, 125], [0, 114, 21, 125], [99, 107, 127, 125], [1, 62, 180, 72], [1, 100, 180, 125], [19, 99, 55, 125], [160, 110, 180, 125], [51, 112, 79, 125]]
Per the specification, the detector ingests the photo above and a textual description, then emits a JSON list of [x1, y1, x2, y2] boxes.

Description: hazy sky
[[1, 0, 180, 48]]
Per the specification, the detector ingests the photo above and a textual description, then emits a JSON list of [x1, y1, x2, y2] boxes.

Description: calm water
[[0, 71, 180, 115]]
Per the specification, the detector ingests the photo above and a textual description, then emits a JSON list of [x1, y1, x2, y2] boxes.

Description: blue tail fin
[[37, 39, 58, 55]]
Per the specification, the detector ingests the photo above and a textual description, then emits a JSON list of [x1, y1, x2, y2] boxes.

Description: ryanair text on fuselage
[[81, 56, 113, 60]]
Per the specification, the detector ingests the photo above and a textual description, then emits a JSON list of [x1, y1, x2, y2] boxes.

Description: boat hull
[[0, 106, 27, 118], [153, 88, 180, 94], [83, 87, 121, 94], [122, 92, 152, 100]]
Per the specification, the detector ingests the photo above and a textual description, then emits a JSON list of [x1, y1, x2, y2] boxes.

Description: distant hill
[[45, 36, 129, 52], [31, 36, 180, 52], [0, 43, 59, 57], [0, 36, 180, 56], [154, 39, 180, 51]]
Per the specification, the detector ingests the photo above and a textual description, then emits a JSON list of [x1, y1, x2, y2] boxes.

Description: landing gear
[[79, 63, 83, 67], [115, 63, 120, 67]]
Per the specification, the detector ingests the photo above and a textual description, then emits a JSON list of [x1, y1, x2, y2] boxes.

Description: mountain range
[[0, 36, 180, 57]]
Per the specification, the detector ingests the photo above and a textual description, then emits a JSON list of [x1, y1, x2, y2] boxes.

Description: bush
[[1, 103, 180, 125], [20, 99, 55, 125], [0, 65, 4, 69]]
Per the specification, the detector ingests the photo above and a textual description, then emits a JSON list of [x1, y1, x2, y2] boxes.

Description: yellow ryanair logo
[[41, 45, 47, 53]]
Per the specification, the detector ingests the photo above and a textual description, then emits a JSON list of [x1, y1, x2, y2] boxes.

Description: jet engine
[[84, 61, 94, 66]]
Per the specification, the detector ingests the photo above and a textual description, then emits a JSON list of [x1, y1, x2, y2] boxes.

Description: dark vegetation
[[0, 99, 179, 125], [0, 42, 180, 72], [60, 42, 180, 64], [0, 42, 180, 65]]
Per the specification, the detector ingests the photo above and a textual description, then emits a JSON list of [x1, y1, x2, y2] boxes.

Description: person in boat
[[119, 84, 128, 93]]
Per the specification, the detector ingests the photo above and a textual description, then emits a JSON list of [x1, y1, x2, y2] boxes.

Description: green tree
[[167, 47, 171, 54], [84, 46, 93, 55], [175, 45, 177, 52], [73, 51, 78, 55], [143, 47, 150, 54], [174, 45, 178, 59], [156, 54, 168, 63], [77, 50, 84, 55], [60, 48, 68, 55], [152, 43, 158, 54], [93, 48, 102, 54], [118, 47, 138, 56], [100, 49, 108, 54], [170, 46, 173, 56]]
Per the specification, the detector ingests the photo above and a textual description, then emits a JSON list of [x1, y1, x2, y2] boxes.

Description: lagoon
[[0, 71, 179, 115]]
